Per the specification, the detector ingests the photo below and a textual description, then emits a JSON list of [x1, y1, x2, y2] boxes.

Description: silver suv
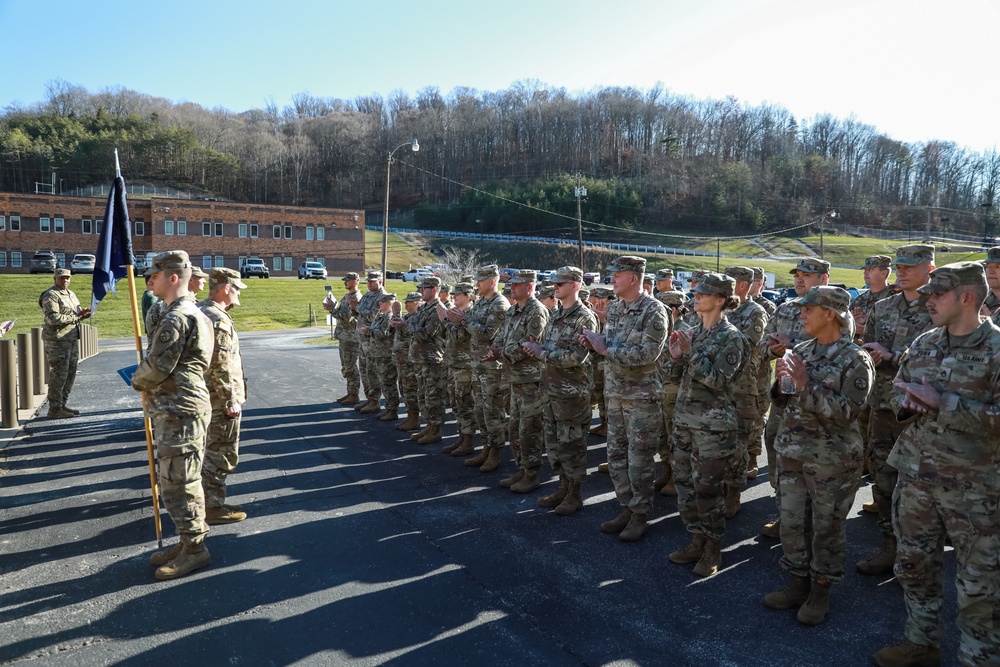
[[241, 257, 270, 279], [30, 251, 57, 274]]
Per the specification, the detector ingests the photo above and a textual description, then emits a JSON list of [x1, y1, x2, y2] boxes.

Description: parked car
[[70, 253, 96, 274], [30, 251, 57, 274], [241, 257, 270, 279], [297, 261, 328, 280], [583, 271, 601, 285], [384, 270, 405, 280], [403, 268, 434, 283], [498, 268, 520, 283]]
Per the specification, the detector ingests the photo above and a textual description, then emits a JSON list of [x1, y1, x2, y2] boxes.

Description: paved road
[[0, 329, 961, 666]]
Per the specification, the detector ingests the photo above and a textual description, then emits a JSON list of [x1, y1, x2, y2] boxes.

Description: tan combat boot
[[763, 575, 811, 610], [450, 434, 474, 456], [724, 485, 742, 519], [353, 398, 374, 412], [206, 506, 247, 525], [693, 537, 722, 577], [154, 543, 212, 581], [668, 534, 706, 564], [442, 436, 462, 454], [797, 577, 832, 625], [465, 445, 491, 467], [499, 469, 524, 489], [660, 479, 677, 496], [746, 460, 758, 480], [64, 407, 81, 415], [378, 409, 398, 422], [872, 640, 941, 667], [589, 419, 608, 436], [479, 446, 501, 472], [397, 412, 421, 431], [863, 501, 879, 513], [554, 481, 583, 516], [410, 425, 431, 441], [510, 471, 539, 493], [47, 407, 75, 419], [618, 512, 647, 542], [599, 507, 632, 534], [857, 535, 897, 575], [418, 424, 442, 445], [338, 393, 360, 405], [597, 462, 609, 473], [761, 518, 781, 538], [653, 464, 671, 492], [359, 400, 381, 414], [149, 542, 183, 567], [537, 476, 569, 508]]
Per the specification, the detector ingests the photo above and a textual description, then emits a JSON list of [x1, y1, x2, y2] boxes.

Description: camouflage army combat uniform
[[131, 251, 215, 581], [356, 272, 389, 412], [655, 291, 688, 495], [767, 288, 874, 624], [443, 284, 477, 454], [882, 262, 1000, 666], [198, 268, 249, 523], [406, 278, 447, 443], [332, 272, 362, 402], [393, 293, 421, 430], [751, 266, 777, 472], [39, 271, 84, 416], [369, 294, 400, 418]]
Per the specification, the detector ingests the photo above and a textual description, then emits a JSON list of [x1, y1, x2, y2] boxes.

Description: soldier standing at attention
[[198, 268, 249, 525], [580, 256, 668, 543], [328, 272, 362, 405], [39, 268, 91, 419], [146, 266, 207, 348], [655, 268, 675, 293], [447, 265, 509, 470], [588, 286, 614, 440], [354, 271, 388, 415], [722, 266, 768, 518], [681, 270, 708, 327], [406, 277, 447, 445], [982, 246, 1000, 315], [392, 292, 422, 432], [764, 287, 874, 626], [441, 283, 477, 455], [642, 274, 655, 295], [666, 273, 746, 576], [538, 285, 557, 312], [132, 251, 214, 581], [523, 267, 597, 515], [760, 257, 829, 537], [857, 245, 934, 576], [492, 270, 549, 492], [874, 262, 1000, 667], [654, 290, 690, 496], [749, 266, 776, 480], [367, 293, 400, 422]]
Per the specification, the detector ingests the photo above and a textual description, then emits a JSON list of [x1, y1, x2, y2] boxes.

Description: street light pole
[[476, 219, 484, 255], [382, 139, 419, 276]]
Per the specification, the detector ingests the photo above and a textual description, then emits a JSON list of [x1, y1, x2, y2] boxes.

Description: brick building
[[0, 192, 365, 275]]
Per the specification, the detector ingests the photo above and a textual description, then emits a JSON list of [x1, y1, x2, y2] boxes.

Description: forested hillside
[[2, 79, 997, 239]]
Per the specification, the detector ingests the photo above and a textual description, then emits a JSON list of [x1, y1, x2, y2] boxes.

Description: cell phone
[[324, 284, 332, 292]]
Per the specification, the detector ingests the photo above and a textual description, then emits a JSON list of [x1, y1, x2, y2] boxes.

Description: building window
[[134, 220, 145, 236], [238, 223, 247, 238], [96, 219, 104, 234], [10, 216, 20, 232], [250, 223, 258, 238], [11, 251, 22, 268], [40, 217, 51, 233], [203, 255, 212, 269], [55, 252, 65, 267], [317, 257, 325, 266], [164, 220, 174, 235], [82, 218, 92, 234], [177, 220, 187, 236], [316, 226, 325, 240], [0, 216, 5, 231], [0, 252, 6, 267], [214, 255, 224, 268], [283, 256, 292, 271], [272, 256, 281, 270], [284, 225, 292, 239], [215, 222, 223, 237], [54, 217, 64, 233], [305, 225, 314, 240], [202, 222, 211, 237], [272, 224, 281, 239]]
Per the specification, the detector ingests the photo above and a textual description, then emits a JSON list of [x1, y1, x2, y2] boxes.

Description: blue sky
[[1, 0, 997, 152]]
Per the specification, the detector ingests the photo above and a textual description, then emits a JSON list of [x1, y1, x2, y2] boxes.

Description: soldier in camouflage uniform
[[722, 266, 768, 518], [198, 268, 249, 526], [655, 268, 675, 293], [874, 262, 1000, 667], [405, 277, 447, 444], [524, 267, 597, 515], [982, 246, 1000, 316], [354, 271, 389, 414], [666, 273, 746, 577], [132, 251, 215, 581], [763, 287, 874, 626], [857, 244, 935, 576], [654, 291, 690, 496], [448, 265, 509, 471], [490, 270, 549, 492], [327, 272, 362, 404], [367, 293, 400, 422], [442, 283, 477, 455], [538, 285, 557, 312], [145, 265, 206, 345], [680, 269, 709, 327], [392, 292, 422, 432], [749, 266, 776, 479], [759, 257, 829, 537], [642, 273, 655, 294], [39, 269, 91, 418], [588, 286, 614, 440], [581, 256, 668, 543]]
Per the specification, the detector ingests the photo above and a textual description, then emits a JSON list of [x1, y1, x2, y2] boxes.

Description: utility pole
[[575, 173, 586, 269]]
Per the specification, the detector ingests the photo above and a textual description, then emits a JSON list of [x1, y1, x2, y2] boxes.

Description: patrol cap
[[789, 258, 831, 275], [342, 272, 360, 282], [591, 287, 615, 300], [752, 267, 765, 281], [984, 246, 1000, 264], [474, 265, 500, 281], [656, 290, 689, 307], [917, 261, 987, 295], [894, 244, 935, 267], [578, 287, 591, 301], [54, 268, 71, 278], [404, 291, 422, 303], [605, 255, 646, 275], [692, 272, 735, 297], [145, 250, 192, 276], [508, 269, 537, 284], [537, 286, 556, 300], [724, 266, 755, 283], [190, 266, 208, 279], [377, 292, 397, 304], [862, 255, 892, 270], [418, 276, 441, 289], [794, 285, 851, 319], [460, 274, 474, 284], [643, 273, 655, 285], [690, 269, 708, 282], [439, 284, 452, 294], [452, 282, 475, 296], [366, 270, 383, 281], [210, 267, 247, 290], [553, 266, 583, 283], [655, 268, 674, 280]]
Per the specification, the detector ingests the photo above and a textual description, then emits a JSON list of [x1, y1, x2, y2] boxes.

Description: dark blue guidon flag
[[92, 176, 135, 312]]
